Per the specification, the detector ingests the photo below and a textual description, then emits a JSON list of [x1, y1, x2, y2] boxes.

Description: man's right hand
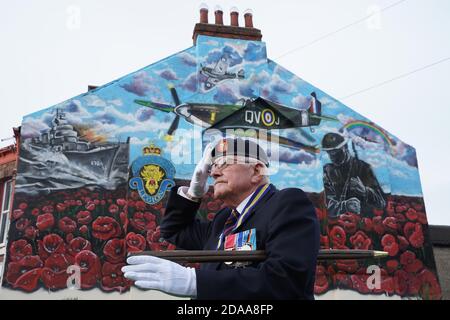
[[187, 143, 214, 199]]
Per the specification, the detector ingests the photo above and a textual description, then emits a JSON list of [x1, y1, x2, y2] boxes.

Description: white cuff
[[177, 186, 200, 203]]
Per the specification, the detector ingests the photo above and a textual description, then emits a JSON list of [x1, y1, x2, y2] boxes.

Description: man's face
[[327, 146, 349, 165], [210, 157, 255, 201]]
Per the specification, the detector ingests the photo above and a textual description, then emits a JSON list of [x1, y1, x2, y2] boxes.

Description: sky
[[1, 0, 449, 225]]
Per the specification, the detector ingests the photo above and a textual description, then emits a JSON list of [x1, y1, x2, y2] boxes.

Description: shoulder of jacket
[[274, 187, 308, 199]]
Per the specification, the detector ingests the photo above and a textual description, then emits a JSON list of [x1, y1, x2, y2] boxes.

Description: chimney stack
[[199, 3, 208, 24], [192, 6, 262, 44], [244, 9, 254, 28], [214, 5, 224, 25], [230, 7, 239, 27]]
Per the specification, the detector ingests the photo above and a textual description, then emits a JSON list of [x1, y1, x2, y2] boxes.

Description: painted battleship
[[16, 109, 130, 194]]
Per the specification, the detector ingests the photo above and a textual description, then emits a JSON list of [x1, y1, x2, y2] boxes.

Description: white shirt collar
[[235, 189, 257, 214]]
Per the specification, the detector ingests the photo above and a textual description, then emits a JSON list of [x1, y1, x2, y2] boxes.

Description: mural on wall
[[0, 34, 442, 299]]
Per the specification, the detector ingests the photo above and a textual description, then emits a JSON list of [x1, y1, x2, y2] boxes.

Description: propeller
[[167, 85, 181, 136]]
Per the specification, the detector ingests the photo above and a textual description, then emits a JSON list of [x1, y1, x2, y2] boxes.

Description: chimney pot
[[199, 3, 209, 24], [244, 9, 254, 28], [214, 5, 223, 25], [230, 7, 239, 27]]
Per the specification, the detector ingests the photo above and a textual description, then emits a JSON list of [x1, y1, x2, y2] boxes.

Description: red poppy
[[314, 265, 329, 294], [394, 237, 406, 252], [207, 213, 215, 221], [12, 209, 24, 221], [407, 273, 422, 295], [382, 217, 398, 232], [394, 213, 406, 224], [400, 250, 423, 273], [109, 204, 119, 215], [406, 208, 418, 221], [67, 237, 92, 257], [79, 225, 89, 235], [119, 211, 128, 232], [372, 216, 385, 235], [24, 226, 38, 240], [350, 274, 370, 294], [381, 234, 399, 257], [386, 201, 396, 216], [103, 239, 126, 263], [336, 260, 359, 273], [404, 222, 424, 248], [42, 205, 54, 213], [13, 268, 43, 292], [329, 225, 346, 247], [135, 201, 147, 212], [386, 260, 399, 274], [74, 250, 101, 289], [350, 231, 372, 250], [66, 233, 74, 243], [418, 269, 442, 300], [410, 226, 424, 248], [18, 202, 28, 210], [5, 255, 43, 287], [373, 208, 384, 217], [403, 222, 416, 238], [334, 272, 353, 289], [337, 213, 360, 234], [41, 254, 74, 290], [31, 208, 40, 217], [56, 203, 66, 213], [58, 217, 77, 234], [125, 232, 146, 253], [361, 218, 373, 232], [380, 276, 395, 296], [146, 228, 161, 245], [86, 202, 96, 212], [38, 234, 66, 259], [76, 211, 92, 225], [15, 218, 31, 231], [92, 216, 122, 240], [116, 198, 127, 207], [417, 212, 428, 225], [130, 212, 157, 232], [394, 269, 409, 296], [101, 262, 132, 292], [36, 213, 55, 231], [9, 239, 33, 262]]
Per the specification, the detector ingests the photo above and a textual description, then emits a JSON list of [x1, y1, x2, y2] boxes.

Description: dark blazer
[[160, 184, 320, 300]]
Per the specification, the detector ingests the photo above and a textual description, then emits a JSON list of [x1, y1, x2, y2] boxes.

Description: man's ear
[[250, 163, 265, 183]]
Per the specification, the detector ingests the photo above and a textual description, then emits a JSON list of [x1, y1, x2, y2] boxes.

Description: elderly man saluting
[[122, 137, 320, 300]]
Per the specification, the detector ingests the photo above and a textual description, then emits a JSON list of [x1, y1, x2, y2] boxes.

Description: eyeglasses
[[210, 156, 259, 172], [211, 157, 235, 172]]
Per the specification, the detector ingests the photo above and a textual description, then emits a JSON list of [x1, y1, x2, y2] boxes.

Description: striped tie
[[222, 208, 240, 237]]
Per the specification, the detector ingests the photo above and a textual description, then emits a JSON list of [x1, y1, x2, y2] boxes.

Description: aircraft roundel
[[261, 109, 276, 127]]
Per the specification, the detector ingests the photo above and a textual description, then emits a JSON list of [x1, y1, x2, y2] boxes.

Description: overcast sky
[[1, 0, 449, 225]]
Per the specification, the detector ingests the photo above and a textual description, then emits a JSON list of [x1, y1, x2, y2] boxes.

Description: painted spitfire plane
[[200, 53, 245, 90], [134, 86, 338, 153]]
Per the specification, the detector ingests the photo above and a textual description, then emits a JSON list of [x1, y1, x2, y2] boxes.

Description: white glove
[[122, 255, 197, 297], [187, 143, 214, 199]]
